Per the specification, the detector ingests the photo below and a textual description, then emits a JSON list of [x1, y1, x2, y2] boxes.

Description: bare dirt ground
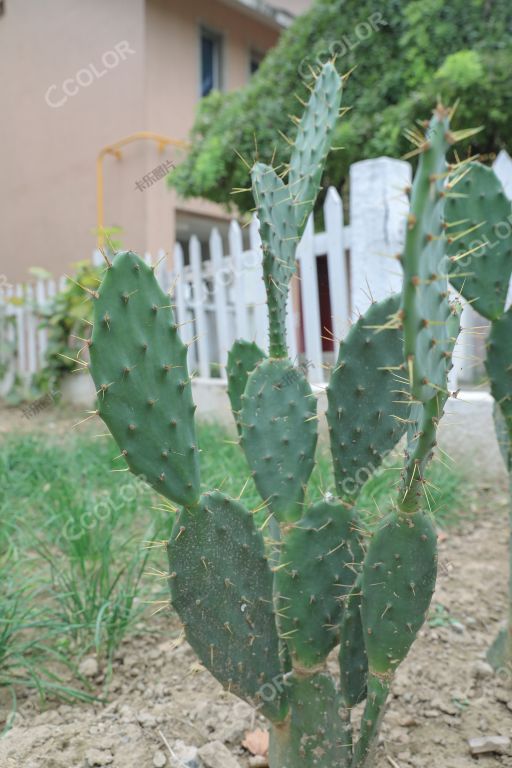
[[1, 404, 512, 767]]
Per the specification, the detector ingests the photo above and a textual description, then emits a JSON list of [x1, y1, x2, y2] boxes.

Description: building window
[[249, 49, 264, 77], [200, 27, 222, 97]]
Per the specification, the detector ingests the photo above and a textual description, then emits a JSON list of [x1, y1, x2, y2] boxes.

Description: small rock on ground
[[468, 735, 510, 755], [79, 657, 99, 678], [85, 747, 114, 766], [198, 741, 241, 768]]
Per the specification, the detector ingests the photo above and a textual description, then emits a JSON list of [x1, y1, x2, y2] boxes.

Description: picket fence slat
[[229, 220, 248, 341], [248, 217, 269, 352], [210, 228, 229, 375], [189, 235, 210, 378], [324, 187, 349, 343]]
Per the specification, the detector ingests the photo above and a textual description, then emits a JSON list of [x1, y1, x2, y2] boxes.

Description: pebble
[[153, 750, 167, 768], [172, 740, 201, 768], [468, 735, 511, 755], [473, 660, 494, 679], [198, 741, 241, 768], [136, 710, 157, 728], [79, 657, 99, 678], [85, 748, 114, 766]]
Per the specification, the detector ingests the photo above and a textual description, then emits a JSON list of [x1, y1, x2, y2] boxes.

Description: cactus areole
[[89, 67, 465, 767]]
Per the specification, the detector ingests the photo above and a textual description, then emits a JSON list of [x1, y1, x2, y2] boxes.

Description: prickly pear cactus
[[445, 159, 512, 670], [351, 107, 462, 767], [88, 71, 463, 768]]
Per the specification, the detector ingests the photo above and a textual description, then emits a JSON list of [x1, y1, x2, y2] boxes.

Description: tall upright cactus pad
[[226, 340, 266, 434], [89, 251, 200, 507], [168, 491, 287, 722], [326, 294, 408, 501], [446, 162, 512, 321], [485, 307, 512, 669], [251, 165, 298, 358], [274, 500, 364, 668], [401, 106, 453, 403], [288, 63, 343, 232], [240, 359, 317, 522], [251, 62, 342, 358]]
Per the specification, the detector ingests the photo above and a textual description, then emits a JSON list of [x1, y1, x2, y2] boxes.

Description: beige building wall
[[0, 0, 296, 283], [0, 0, 146, 282]]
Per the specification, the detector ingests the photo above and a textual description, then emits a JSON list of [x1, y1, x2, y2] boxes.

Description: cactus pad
[[226, 340, 266, 434], [240, 358, 317, 522], [446, 162, 512, 321], [89, 251, 200, 507], [401, 107, 452, 402], [168, 491, 286, 721], [251, 62, 342, 358], [361, 510, 438, 675], [339, 575, 368, 708], [326, 294, 407, 501], [289, 62, 343, 233], [275, 499, 364, 667]]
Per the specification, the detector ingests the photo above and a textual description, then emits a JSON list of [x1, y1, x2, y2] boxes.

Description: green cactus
[[352, 107, 461, 767], [251, 62, 342, 358], [88, 71, 461, 768], [446, 161, 512, 321], [89, 253, 200, 507], [485, 307, 512, 668], [326, 293, 408, 502], [444, 160, 512, 669]]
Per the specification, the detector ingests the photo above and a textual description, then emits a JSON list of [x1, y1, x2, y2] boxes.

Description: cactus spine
[[88, 68, 461, 767], [445, 160, 512, 668]]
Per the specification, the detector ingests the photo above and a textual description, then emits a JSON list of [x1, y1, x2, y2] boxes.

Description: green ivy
[[169, 0, 512, 213]]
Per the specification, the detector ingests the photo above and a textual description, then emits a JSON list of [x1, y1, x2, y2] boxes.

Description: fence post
[[210, 228, 229, 376], [493, 150, 512, 309], [229, 220, 248, 340], [189, 236, 210, 378], [349, 157, 411, 315], [493, 149, 512, 200], [324, 186, 349, 340], [35, 280, 48, 366], [248, 216, 269, 352]]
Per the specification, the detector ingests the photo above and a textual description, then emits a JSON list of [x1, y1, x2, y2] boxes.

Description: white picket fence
[[2, 151, 512, 395]]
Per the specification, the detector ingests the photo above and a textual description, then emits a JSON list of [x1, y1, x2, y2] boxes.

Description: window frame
[[199, 24, 224, 98]]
